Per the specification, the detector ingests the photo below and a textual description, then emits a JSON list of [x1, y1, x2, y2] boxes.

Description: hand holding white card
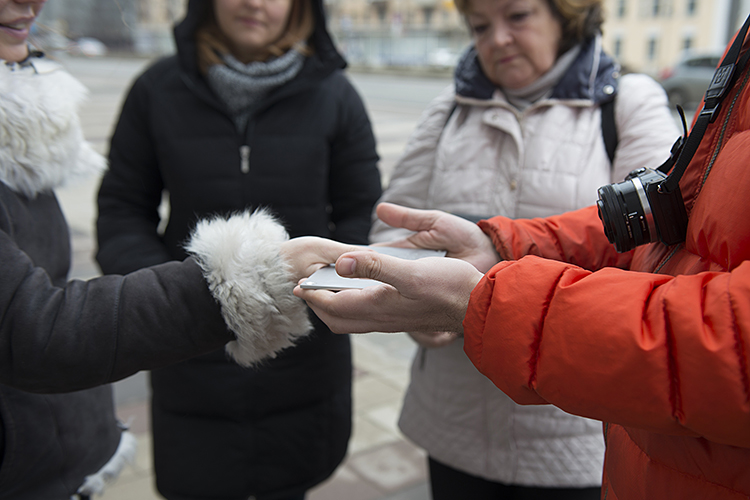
[[300, 247, 446, 290]]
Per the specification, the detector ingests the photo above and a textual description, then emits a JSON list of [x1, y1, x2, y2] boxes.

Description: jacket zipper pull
[[240, 145, 250, 174]]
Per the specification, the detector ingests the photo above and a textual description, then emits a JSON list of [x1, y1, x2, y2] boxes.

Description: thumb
[[335, 251, 409, 288]]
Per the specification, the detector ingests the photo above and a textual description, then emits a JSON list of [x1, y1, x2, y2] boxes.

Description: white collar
[[0, 55, 106, 197]]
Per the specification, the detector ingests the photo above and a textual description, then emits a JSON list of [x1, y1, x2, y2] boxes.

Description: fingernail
[[338, 257, 356, 276]]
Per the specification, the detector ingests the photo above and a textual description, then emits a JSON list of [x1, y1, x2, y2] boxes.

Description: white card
[[299, 246, 446, 291]]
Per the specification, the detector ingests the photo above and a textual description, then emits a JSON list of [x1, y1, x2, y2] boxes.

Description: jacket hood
[[0, 57, 106, 198], [174, 0, 346, 77], [455, 34, 619, 104]]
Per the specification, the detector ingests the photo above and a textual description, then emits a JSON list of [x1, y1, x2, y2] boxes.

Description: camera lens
[[597, 183, 637, 253], [597, 167, 687, 252], [596, 199, 612, 241]]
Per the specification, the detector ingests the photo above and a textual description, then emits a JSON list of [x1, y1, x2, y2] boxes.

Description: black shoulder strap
[[445, 102, 458, 127], [601, 98, 618, 166], [438, 101, 458, 143], [659, 11, 750, 193]]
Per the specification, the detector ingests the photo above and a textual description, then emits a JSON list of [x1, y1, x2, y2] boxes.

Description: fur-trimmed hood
[[0, 56, 106, 198]]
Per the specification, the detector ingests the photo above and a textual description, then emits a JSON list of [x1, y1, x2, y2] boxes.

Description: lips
[[0, 18, 33, 40], [0, 16, 33, 29], [237, 16, 263, 27]]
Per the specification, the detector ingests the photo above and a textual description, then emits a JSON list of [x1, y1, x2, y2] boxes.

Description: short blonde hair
[[455, 0, 604, 55], [196, 0, 315, 73]]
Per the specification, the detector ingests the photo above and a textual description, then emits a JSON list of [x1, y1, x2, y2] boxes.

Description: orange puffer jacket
[[463, 43, 750, 499]]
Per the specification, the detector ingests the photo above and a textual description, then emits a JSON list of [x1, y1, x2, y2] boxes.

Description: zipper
[[240, 145, 250, 174]]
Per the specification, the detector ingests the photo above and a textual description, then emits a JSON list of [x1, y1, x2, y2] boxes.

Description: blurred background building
[[33, 0, 750, 81], [602, 0, 750, 75]]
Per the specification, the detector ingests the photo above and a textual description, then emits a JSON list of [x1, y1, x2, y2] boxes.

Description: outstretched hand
[[293, 250, 483, 334], [374, 203, 501, 273], [280, 237, 366, 282]]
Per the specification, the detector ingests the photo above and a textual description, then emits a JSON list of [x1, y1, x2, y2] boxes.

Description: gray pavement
[[54, 54, 451, 500]]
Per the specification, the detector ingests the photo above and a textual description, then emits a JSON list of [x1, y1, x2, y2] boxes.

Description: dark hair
[[196, 0, 315, 72], [455, 0, 604, 56]]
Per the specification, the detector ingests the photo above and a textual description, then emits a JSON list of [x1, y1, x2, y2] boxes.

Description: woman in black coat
[[96, 0, 382, 499], [0, 3, 361, 498]]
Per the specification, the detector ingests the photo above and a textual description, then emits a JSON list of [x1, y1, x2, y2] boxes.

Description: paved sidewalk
[[55, 55, 439, 500]]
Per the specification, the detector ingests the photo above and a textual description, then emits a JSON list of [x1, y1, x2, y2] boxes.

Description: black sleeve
[[0, 227, 231, 394], [96, 71, 172, 275], [327, 75, 382, 245]]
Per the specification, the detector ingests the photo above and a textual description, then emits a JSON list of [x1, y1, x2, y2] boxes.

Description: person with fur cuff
[[96, 1, 381, 498], [0, 2, 353, 499]]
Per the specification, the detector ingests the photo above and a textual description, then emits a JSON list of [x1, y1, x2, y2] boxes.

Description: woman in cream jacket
[[370, 0, 679, 497]]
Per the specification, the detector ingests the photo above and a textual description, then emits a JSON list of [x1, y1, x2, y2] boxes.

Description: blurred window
[[687, 0, 697, 15], [614, 37, 623, 58], [652, 0, 661, 16], [616, 0, 626, 17], [647, 36, 658, 60], [683, 36, 693, 51]]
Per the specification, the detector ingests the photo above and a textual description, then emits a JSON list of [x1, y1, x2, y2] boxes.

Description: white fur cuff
[[185, 209, 313, 367]]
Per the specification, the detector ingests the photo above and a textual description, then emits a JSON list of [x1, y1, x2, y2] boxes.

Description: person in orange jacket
[[295, 29, 750, 500]]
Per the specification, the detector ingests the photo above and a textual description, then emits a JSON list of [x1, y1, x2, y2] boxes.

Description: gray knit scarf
[[207, 47, 305, 132], [503, 44, 581, 111]]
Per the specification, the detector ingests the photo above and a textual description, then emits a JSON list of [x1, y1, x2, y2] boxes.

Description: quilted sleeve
[[463, 256, 750, 448], [479, 205, 633, 271]]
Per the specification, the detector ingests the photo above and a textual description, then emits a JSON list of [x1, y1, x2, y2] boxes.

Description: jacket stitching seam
[[527, 270, 565, 388], [662, 279, 684, 422], [727, 274, 750, 404], [653, 244, 681, 274]]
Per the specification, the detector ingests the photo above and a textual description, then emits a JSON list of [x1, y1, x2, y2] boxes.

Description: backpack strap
[[600, 98, 618, 166]]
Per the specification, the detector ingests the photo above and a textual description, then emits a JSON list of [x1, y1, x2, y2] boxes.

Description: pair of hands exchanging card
[[300, 246, 446, 290]]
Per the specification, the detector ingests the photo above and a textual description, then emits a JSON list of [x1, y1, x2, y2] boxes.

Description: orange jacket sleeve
[[479, 205, 633, 271], [465, 208, 750, 449]]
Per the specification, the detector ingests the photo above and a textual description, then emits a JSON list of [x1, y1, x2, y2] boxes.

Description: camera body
[[596, 167, 688, 253]]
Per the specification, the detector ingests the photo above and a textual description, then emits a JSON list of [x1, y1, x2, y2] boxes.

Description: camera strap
[[659, 12, 750, 194]]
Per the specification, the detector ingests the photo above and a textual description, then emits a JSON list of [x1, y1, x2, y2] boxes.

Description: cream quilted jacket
[[370, 38, 679, 486]]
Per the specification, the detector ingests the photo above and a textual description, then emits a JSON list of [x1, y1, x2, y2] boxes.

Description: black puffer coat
[[0, 183, 120, 500], [96, 0, 382, 498]]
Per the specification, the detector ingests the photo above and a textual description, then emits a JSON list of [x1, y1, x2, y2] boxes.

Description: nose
[[10, 0, 45, 14], [491, 23, 513, 47]]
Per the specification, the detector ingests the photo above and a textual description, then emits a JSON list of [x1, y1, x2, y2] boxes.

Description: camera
[[596, 167, 688, 253]]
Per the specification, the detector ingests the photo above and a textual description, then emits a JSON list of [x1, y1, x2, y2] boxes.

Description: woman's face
[[213, 0, 293, 62], [0, 0, 45, 63], [466, 0, 563, 89]]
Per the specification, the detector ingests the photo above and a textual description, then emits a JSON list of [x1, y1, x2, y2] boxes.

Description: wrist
[[449, 267, 483, 334]]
